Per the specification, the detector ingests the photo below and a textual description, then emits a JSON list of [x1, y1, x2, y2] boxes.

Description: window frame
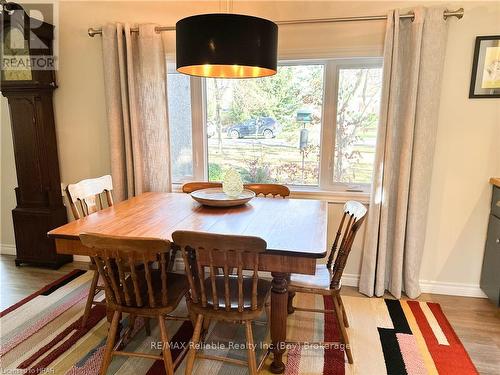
[[170, 57, 382, 200], [322, 58, 384, 193], [166, 63, 198, 183]]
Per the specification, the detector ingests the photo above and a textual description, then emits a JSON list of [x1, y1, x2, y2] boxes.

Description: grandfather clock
[[1, 3, 71, 268]]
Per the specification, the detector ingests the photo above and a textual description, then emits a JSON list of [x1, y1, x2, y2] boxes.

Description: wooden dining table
[[48, 192, 328, 373]]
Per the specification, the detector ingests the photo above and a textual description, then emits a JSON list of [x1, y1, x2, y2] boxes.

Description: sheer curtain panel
[[359, 7, 449, 299], [101, 23, 171, 201]]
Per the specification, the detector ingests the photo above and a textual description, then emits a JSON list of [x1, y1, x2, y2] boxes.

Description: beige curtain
[[101, 23, 171, 201], [359, 7, 448, 299]]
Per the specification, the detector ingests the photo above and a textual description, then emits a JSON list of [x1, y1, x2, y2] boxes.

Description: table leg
[[286, 274, 295, 314], [270, 272, 287, 374]]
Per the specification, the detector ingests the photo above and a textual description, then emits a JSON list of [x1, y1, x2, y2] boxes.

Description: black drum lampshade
[[176, 13, 278, 78]]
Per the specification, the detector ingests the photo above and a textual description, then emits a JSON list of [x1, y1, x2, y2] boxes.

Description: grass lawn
[[207, 127, 376, 185]]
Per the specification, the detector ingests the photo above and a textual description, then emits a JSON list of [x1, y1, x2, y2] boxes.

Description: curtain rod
[[87, 8, 463, 37]]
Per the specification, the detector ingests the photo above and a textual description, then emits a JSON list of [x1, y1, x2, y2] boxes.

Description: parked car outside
[[226, 117, 281, 139]]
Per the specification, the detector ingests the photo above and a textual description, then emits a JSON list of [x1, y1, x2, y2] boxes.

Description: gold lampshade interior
[[177, 64, 276, 78]]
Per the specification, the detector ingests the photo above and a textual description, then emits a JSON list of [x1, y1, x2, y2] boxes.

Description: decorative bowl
[[190, 188, 256, 207]]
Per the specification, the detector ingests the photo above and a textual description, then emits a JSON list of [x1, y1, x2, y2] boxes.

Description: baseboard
[[173, 258, 184, 272], [0, 243, 88, 263], [340, 274, 486, 298], [0, 243, 16, 255], [74, 255, 90, 262], [419, 279, 487, 298], [342, 273, 360, 287]]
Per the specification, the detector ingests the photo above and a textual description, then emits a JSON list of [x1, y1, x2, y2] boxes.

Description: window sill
[[289, 188, 370, 204], [172, 183, 185, 193], [173, 183, 370, 204]]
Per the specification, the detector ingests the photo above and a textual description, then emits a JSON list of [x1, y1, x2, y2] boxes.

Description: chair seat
[[289, 264, 332, 290]]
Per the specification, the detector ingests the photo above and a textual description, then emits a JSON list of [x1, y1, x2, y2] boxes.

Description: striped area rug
[[284, 293, 479, 375], [0, 270, 478, 375]]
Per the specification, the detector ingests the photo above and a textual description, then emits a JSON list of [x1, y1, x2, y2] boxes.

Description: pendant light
[[176, 13, 278, 78]]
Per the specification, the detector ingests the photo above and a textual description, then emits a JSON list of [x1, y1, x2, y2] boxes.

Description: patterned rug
[[284, 293, 479, 375], [0, 270, 478, 374]]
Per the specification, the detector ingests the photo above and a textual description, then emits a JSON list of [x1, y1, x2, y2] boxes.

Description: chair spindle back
[[79, 233, 172, 308], [182, 182, 290, 199], [66, 175, 114, 219], [244, 184, 290, 198], [326, 201, 367, 289], [181, 182, 222, 193], [172, 231, 267, 312]]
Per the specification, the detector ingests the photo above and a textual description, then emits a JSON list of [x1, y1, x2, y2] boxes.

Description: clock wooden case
[[1, 3, 71, 268]]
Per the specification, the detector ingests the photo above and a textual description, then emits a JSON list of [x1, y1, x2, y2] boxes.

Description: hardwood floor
[[0, 255, 90, 310], [0, 255, 498, 374]]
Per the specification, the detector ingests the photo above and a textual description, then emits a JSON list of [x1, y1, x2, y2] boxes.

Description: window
[[333, 65, 383, 186], [167, 58, 383, 193], [205, 64, 324, 185]]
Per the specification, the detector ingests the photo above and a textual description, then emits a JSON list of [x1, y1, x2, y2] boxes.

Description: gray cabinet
[[480, 185, 500, 306]]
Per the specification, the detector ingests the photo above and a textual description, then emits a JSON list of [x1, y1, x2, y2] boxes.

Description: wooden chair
[[66, 175, 114, 218], [182, 181, 290, 198], [180, 181, 288, 280], [172, 230, 271, 375], [66, 175, 114, 328], [288, 201, 367, 364], [244, 183, 290, 198], [181, 181, 222, 193], [177, 182, 288, 273], [79, 233, 189, 375]]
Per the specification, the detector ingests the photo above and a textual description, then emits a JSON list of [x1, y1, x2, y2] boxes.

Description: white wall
[[1, 1, 499, 297], [0, 98, 17, 248], [420, 3, 500, 294]]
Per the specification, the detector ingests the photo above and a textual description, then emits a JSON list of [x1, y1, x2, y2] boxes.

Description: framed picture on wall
[[469, 35, 500, 98]]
